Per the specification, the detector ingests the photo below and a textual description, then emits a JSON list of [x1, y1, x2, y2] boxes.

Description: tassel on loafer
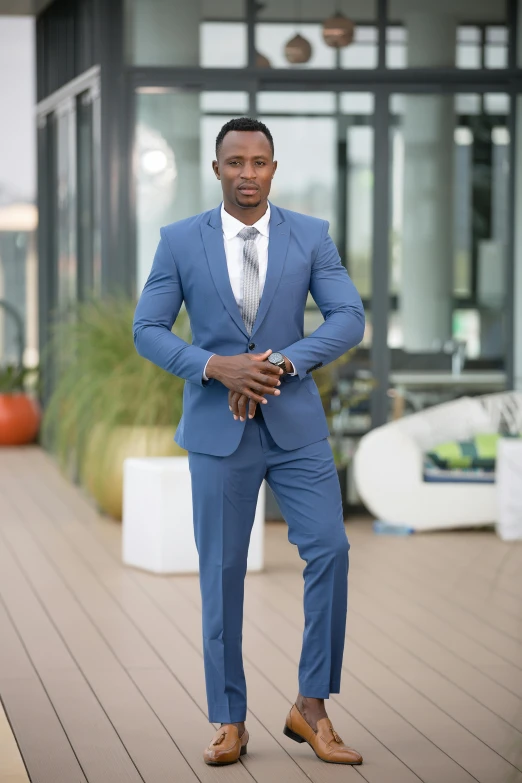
[[284, 704, 363, 765], [203, 724, 249, 766]]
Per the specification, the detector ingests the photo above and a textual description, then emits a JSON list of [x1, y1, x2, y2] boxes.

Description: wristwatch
[[268, 352, 287, 373]]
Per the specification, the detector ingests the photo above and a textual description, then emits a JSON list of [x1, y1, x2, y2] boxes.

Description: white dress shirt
[[221, 202, 271, 311], [203, 203, 295, 380]]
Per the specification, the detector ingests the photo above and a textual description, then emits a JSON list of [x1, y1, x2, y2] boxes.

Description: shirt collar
[[221, 202, 271, 240]]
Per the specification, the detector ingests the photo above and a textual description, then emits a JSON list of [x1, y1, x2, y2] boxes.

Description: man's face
[[212, 131, 277, 211]]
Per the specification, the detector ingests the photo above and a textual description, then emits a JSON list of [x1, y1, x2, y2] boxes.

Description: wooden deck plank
[[352, 532, 522, 651], [11, 451, 424, 783], [264, 523, 522, 701], [171, 575, 427, 783], [0, 464, 202, 783], [0, 695, 31, 783], [0, 540, 151, 783], [171, 576, 479, 783], [261, 570, 522, 772], [2, 452, 310, 783], [2, 447, 522, 783], [347, 584, 522, 732], [350, 558, 522, 694], [338, 529, 522, 691], [0, 586, 88, 783], [241, 580, 521, 783], [18, 450, 438, 783]]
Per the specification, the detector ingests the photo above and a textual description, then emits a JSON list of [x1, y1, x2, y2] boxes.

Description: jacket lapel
[[251, 203, 290, 337], [200, 206, 249, 337]]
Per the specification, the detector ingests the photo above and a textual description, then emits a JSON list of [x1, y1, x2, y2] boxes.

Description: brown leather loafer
[[203, 724, 249, 766], [284, 704, 362, 765]]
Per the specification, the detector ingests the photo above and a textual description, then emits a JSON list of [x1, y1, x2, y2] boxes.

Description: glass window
[[345, 125, 373, 301], [255, 21, 336, 69], [485, 26, 508, 69], [257, 116, 337, 229], [387, 26, 407, 68], [341, 92, 374, 114], [389, 93, 510, 385], [125, 0, 246, 67], [514, 97, 522, 386], [135, 90, 250, 289], [200, 22, 247, 68], [199, 92, 249, 114], [257, 92, 336, 114], [55, 100, 77, 313], [519, 5, 522, 66], [76, 87, 102, 300], [134, 88, 374, 353], [340, 25, 378, 69], [387, 0, 507, 69], [255, 0, 377, 70]]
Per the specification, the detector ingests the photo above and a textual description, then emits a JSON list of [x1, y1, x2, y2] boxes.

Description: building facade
[[35, 0, 522, 426]]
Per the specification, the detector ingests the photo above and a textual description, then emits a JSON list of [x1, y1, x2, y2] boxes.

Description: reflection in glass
[[77, 87, 102, 300], [200, 23, 247, 67], [346, 126, 373, 300], [258, 117, 336, 233], [135, 91, 249, 290], [387, 0, 507, 70], [257, 92, 336, 114], [125, 0, 246, 67], [256, 22, 336, 69], [389, 92, 510, 373], [255, 0, 376, 69], [200, 92, 249, 114], [55, 101, 77, 313], [340, 26, 377, 69]]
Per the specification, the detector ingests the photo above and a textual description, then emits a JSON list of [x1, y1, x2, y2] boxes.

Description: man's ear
[[212, 160, 221, 180], [272, 160, 278, 178]]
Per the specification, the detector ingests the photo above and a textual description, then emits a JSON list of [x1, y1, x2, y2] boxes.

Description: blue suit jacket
[[133, 203, 365, 456]]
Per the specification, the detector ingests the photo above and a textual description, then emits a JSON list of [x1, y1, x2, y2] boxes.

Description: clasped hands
[[205, 349, 286, 421]]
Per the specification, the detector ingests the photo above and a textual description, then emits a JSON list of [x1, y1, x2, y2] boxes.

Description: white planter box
[[496, 439, 522, 541], [122, 456, 265, 574]]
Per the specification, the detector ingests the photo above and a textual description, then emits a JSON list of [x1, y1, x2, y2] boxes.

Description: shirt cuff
[[202, 355, 215, 382]]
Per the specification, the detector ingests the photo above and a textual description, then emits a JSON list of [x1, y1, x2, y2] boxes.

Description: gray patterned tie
[[238, 226, 260, 335]]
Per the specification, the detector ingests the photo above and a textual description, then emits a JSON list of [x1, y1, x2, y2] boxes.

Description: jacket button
[[248, 342, 256, 350]]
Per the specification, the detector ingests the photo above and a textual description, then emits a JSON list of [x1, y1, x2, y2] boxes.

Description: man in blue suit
[[133, 118, 365, 766]]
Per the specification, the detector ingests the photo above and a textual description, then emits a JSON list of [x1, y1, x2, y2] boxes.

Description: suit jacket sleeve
[[133, 228, 213, 386], [282, 221, 365, 380]]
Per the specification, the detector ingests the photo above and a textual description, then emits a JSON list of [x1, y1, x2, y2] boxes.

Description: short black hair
[[215, 117, 274, 158]]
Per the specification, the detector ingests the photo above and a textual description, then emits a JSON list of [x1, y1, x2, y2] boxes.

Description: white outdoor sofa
[[353, 391, 522, 531]]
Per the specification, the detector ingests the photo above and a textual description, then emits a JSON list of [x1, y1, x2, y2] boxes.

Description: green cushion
[[427, 433, 508, 471]]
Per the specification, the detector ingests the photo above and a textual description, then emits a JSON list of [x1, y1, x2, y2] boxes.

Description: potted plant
[[0, 300, 40, 447], [0, 363, 40, 446], [43, 297, 188, 520]]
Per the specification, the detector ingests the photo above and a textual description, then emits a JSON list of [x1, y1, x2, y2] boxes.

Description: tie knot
[[238, 227, 259, 242]]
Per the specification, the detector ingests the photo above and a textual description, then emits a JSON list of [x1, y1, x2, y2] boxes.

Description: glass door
[[77, 85, 102, 300], [55, 97, 77, 316], [388, 91, 510, 415]]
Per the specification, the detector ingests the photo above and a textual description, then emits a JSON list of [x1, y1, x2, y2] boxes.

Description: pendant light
[[284, 0, 313, 64], [256, 51, 272, 68], [285, 34, 313, 64], [322, 8, 355, 48]]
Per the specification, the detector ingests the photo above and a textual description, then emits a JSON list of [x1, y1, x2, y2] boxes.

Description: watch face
[[270, 352, 284, 364]]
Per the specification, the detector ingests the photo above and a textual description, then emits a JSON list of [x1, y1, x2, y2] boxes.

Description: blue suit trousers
[[188, 411, 349, 723]]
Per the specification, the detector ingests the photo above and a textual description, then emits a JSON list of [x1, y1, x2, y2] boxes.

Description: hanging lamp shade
[[284, 33, 313, 64], [322, 12, 355, 48], [256, 51, 272, 68]]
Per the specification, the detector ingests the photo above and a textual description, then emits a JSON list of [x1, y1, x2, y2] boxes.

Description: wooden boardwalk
[[0, 446, 522, 783]]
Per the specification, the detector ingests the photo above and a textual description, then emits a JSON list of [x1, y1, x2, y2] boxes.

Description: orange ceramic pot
[[0, 393, 41, 446]]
